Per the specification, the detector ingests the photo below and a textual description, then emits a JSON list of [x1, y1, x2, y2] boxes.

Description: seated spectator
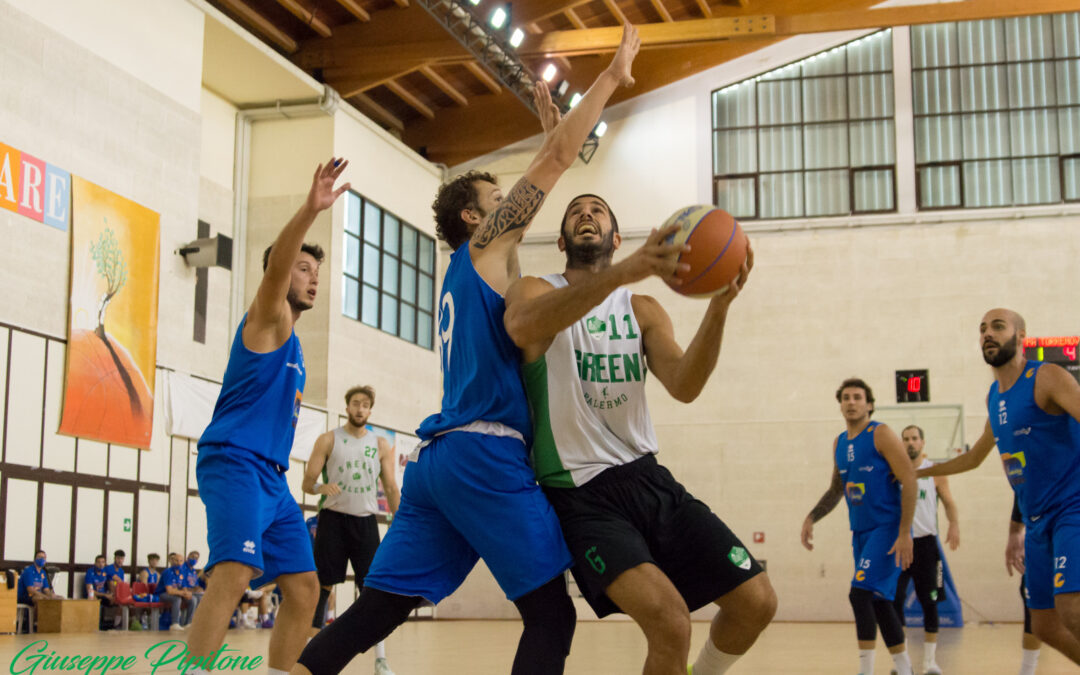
[[136, 553, 161, 596], [85, 555, 117, 630], [160, 552, 199, 631], [184, 550, 205, 597], [103, 550, 126, 592], [18, 550, 56, 605]]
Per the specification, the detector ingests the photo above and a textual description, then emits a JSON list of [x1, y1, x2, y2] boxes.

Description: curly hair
[[432, 171, 498, 250], [836, 377, 875, 416]]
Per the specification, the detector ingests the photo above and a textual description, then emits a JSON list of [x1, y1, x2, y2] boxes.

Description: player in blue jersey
[[919, 308, 1080, 664], [187, 158, 351, 675], [802, 378, 916, 675], [294, 26, 641, 675]]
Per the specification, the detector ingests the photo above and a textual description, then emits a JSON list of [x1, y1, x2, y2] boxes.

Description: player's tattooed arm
[[472, 177, 546, 250], [808, 468, 844, 523]]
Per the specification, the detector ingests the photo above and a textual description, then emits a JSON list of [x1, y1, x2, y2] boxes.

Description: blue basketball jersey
[[988, 360, 1080, 520], [836, 421, 901, 532], [417, 244, 531, 443], [198, 315, 306, 469]]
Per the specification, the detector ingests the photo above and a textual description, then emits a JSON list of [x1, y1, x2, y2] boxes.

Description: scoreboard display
[[1022, 336, 1080, 384]]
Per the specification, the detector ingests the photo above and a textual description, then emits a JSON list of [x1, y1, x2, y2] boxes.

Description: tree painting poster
[[59, 177, 160, 448]]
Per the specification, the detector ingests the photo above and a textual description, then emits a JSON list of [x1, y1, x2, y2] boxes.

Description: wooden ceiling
[[205, 0, 1078, 166]]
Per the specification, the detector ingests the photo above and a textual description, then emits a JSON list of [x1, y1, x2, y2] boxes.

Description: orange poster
[[59, 177, 160, 449]]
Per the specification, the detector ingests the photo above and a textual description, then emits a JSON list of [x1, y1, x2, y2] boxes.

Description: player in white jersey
[[302, 385, 399, 675], [504, 195, 775, 675], [890, 425, 959, 675]]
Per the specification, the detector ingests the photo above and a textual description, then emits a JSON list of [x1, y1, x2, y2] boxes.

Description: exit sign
[[896, 370, 929, 403], [123, 518, 131, 532]]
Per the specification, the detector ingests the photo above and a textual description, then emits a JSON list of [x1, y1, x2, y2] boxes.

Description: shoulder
[[630, 294, 668, 328], [506, 275, 556, 302]]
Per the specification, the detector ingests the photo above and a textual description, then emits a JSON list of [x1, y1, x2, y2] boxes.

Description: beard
[[348, 413, 369, 428], [287, 287, 314, 313], [906, 446, 919, 460], [983, 333, 1019, 367], [565, 227, 616, 267]]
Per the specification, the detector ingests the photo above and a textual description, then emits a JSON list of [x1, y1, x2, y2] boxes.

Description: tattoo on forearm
[[472, 177, 545, 249], [809, 472, 844, 523]]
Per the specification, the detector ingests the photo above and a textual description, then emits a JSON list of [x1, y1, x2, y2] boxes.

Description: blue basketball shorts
[[197, 446, 315, 589], [851, 524, 903, 601], [1024, 501, 1080, 610], [364, 431, 572, 603]]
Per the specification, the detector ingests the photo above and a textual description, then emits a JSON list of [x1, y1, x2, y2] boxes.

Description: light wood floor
[[0, 621, 1076, 674]]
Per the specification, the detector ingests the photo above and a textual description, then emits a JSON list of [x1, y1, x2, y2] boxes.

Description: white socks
[[691, 639, 741, 675], [374, 641, 386, 659], [268, 669, 288, 675], [858, 649, 875, 675], [923, 641, 937, 668], [890, 650, 913, 675], [1019, 648, 1040, 675]]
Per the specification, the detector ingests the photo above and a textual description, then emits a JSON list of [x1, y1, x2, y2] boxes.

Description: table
[[35, 598, 99, 633]]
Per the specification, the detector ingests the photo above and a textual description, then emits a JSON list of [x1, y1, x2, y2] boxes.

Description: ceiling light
[[542, 63, 557, 82], [509, 28, 525, 47], [594, 121, 607, 137], [489, 6, 508, 29], [569, 92, 582, 108]]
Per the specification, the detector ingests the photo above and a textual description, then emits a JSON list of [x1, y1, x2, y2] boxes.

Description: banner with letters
[[0, 140, 71, 230]]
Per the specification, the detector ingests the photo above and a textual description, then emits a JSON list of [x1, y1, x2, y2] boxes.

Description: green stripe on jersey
[[319, 466, 328, 510], [523, 356, 574, 488]]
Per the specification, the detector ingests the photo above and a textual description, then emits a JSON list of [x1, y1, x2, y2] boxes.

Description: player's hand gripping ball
[[662, 205, 748, 297]]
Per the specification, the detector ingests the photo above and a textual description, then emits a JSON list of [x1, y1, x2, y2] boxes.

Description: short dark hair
[[836, 377, 875, 416], [95, 555, 106, 563], [345, 385, 376, 407], [262, 242, 325, 271], [36, 550, 45, 557], [114, 549, 125, 557], [901, 424, 924, 440], [148, 553, 160, 561], [560, 194, 619, 238], [432, 170, 497, 251]]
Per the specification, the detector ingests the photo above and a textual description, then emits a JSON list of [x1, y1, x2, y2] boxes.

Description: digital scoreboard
[[1022, 336, 1080, 384]]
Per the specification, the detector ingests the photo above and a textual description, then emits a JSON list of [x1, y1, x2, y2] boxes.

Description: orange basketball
[[662, 205, 748, 297]]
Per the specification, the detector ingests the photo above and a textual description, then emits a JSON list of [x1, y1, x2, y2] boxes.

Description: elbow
[[504, 314, 534, 350], [669, 384, 700, 404]]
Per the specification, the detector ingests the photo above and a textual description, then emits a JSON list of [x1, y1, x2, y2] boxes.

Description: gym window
[[342, 192, 436, 349], [912, 13, 1080, 208], [711, 29, 896, 220]]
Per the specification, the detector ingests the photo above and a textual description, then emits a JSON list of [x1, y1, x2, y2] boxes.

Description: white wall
[[2, 0, 204, 112]]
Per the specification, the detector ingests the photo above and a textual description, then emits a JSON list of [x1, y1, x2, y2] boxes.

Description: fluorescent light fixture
[[509, 27, 525, 47], [569, 93, 582, 108], [490, 6, 508, 28], [553, 79, 569, 97], [468, 0, 481, 5], [594, 121, 607, 137], [542, 63, 557, 82]]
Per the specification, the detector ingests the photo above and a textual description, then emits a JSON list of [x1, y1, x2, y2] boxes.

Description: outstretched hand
[[533, 81, 562, 135], [606, 24, 641, 88], [709, 239, 754, 310], [307, 157, 351, 213]]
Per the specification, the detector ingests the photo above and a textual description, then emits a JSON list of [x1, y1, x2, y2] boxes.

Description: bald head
[[982, 308, 1026, 334]]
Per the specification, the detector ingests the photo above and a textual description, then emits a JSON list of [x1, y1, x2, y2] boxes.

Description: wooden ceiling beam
[[649, 0, 674, 23], [385, 80, 437, 119], [351, 93, 405, 132], [521, 0, 1080, 57], [420, 65, 469, 106], [601, 0, 628, 25], [693, 0, 712, 19], [564, 7, 587, 29], [464, 61, 503, 94], [217, 0, 299, 52], [516, 0, 594, 25], [392, 0, 410, 7], [519, 15, 771, 56], [275, 0, 333, 38], [334, 0, 371, 21]]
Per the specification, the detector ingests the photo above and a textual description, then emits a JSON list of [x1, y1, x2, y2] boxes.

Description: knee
[[637, 598, 691, 648], [282, 572, 320, 611], [744, 575, 778, 631], [206, 563, 256, 599]]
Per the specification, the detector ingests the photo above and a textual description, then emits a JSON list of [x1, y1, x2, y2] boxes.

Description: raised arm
[[876, 424, 916, 569], [302, 432, 340, 497], [918, 419, 995, 478], [504, 225, 686, 358], [470, 26, 640, 256], [633, 245, 752, 403], [935, 474, 960, 550], [245, 159, 350, 351], [377, 437, 400, 517], [802, 445, 844, 551]]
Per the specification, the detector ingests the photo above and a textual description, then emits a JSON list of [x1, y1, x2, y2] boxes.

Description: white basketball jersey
[[523, 275, 659, 488], [912, 458, 939, 538], [321, 427, 381, 517]]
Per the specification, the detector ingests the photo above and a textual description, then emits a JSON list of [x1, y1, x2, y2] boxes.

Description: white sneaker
[[374, 658, 395, 675], [925, 665, 942, 675], [169, 624, 185, 632]]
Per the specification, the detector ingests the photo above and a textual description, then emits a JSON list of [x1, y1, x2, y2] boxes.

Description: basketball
[[662, 205, 748, 297]]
